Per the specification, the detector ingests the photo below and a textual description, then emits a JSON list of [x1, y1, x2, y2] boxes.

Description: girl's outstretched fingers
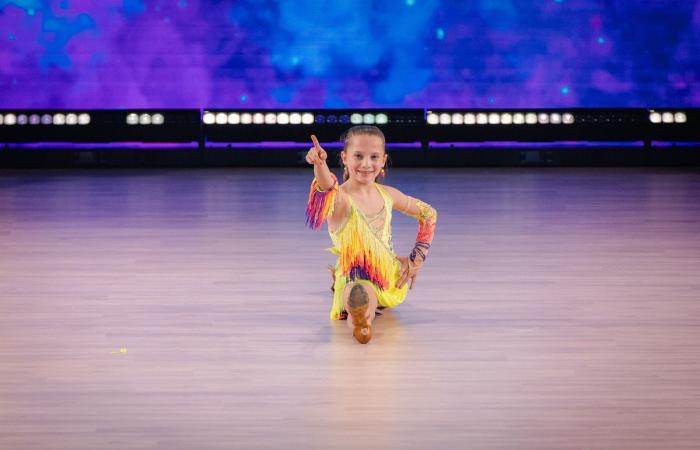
[[310, 135, 327, 163]]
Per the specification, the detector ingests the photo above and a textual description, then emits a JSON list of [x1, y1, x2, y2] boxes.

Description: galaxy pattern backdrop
[[1, 0, 699, 109]]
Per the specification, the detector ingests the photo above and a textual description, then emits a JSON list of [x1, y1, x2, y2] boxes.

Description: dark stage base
[[1, 143, 700, 168]]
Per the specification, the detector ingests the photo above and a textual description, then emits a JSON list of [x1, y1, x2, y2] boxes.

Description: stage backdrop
[[1, 0, 699, 109]]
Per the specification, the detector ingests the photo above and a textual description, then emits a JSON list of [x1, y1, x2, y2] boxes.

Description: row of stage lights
[[0, 113, 91, 126], [427, 111, 576, 125], [125, 113, 165, 125], [0, 110, 693, 127], [649, 111, 687, 124], [0, 112, 167, 126], [202, 111, 390, 125]]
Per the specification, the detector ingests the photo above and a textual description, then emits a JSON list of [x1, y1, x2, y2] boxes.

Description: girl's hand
[[397, 256, 421, 289], [305, 135, 328, 166]]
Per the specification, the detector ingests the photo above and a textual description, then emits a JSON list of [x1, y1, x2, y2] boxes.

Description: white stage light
[[476, 113, 488, 125], [264, 113, 277, 124], [289, 113, 302, 124], [66, 113, 78, 125], [375, 113, 388, 125], [500, 113, 513, 125], [562, 113, 575, 124], [139, 113, 152, 125], [227, 113, 240, 124], [17, 114, 28, 125], [252, 113, 264, 124], [301, 113, 314, 124], [203, 112, 215, 125], [78, 113, 90, 125], [427, 113, 439, 125], [152, 113, 164, 125], [538, 113, 549, 124], [513, 113, 525, 124], [241, 113, 253, 124], [363, 113, 375, 124], [661, 112, 674, 123], [216, 112, 228, 124], [525, 113, 537, 124], [674, 112, 687, 123], [29, 114, 40, 125], [550, 113, 562, 124], [464, 113, 476, 125], [53, 113, 65, 125], [488, 113, 500, 125], [41, 114, 53, 125], [450, 113, 463, 125], [277, 113, 290, 124], [439, 113, 451, 125]]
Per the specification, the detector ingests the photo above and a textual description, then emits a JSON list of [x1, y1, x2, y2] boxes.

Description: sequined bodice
[[329, 184, 395, 253]]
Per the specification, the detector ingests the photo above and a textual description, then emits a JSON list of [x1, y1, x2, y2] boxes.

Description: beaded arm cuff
[[408, 198, 437, 264]]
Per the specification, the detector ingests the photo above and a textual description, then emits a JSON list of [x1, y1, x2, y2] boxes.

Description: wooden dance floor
[[1, 167, 700, 449]]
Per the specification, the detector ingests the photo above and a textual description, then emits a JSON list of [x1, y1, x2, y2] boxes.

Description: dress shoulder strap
[[374, 183, 394, 209]]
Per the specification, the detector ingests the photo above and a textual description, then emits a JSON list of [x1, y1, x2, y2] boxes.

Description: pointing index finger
[[310, 134, 321, 149]]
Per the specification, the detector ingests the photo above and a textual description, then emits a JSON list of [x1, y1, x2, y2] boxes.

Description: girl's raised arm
[[305, 135, 347, 230]]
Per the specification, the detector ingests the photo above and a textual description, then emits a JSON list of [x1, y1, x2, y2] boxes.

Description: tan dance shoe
[[348, 284, 372, 344]]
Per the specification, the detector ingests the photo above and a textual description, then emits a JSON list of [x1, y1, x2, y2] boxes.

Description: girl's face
[[341, 134, 387, 184]]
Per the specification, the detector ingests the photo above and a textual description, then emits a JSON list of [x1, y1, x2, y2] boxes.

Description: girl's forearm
[[313, 162, 336, 191], [410, 200, 437, 265]]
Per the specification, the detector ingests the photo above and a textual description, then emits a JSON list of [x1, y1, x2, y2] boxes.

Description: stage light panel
[[277, 113, 289, 124], [152, 113, 165, 125], [301, 113, 314, 125]]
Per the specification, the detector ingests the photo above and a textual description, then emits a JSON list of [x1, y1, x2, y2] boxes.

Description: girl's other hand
[[306, 134, 328, 165], [397, 256, 420, 289]]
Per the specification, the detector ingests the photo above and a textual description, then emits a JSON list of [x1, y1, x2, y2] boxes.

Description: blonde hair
[[340, 125, 388, 183]]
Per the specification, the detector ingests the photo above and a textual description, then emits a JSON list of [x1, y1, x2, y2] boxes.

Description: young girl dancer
[[305, 125, 437, 344]]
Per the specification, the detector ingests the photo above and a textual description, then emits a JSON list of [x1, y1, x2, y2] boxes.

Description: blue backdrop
[[1, 0, 698, 108]]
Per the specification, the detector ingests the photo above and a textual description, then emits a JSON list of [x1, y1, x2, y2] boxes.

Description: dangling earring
[[343, 166, 349, 177], [380, 168, 386, 178]]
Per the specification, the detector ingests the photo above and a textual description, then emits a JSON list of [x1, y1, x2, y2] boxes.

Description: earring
[[343, 166, 349, 176], [380, 168, 386, 177]]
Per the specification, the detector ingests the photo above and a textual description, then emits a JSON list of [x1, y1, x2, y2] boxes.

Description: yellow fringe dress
[[327, 184, 408, 320]]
